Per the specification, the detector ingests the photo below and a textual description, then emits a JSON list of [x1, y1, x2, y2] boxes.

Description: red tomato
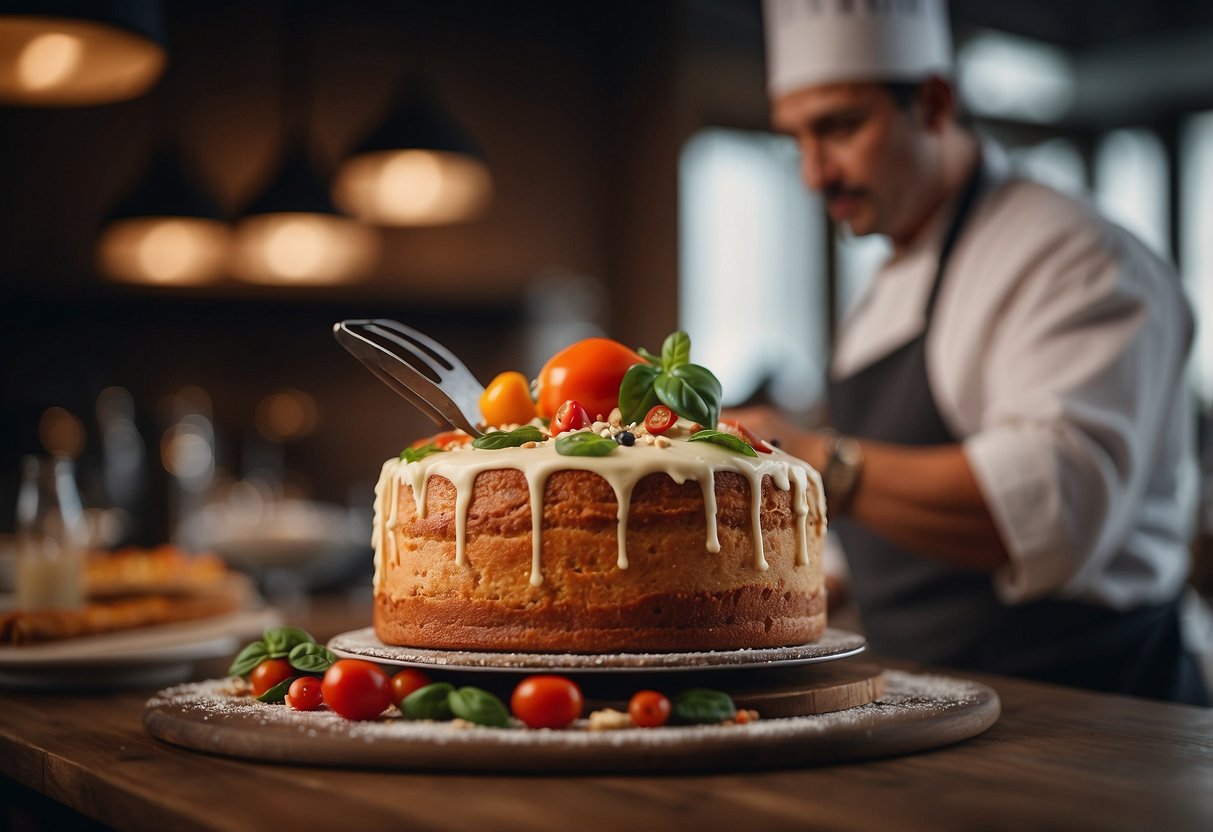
[[250, 658, 294, 696], [552, 399, 592, 434], [389, 669, 433, 708], [536, 338, 644, 421], [719, 418, 772, 453], [410, 431, 472, 450], [644, 404, 677, 436], [321, 659, 392, 721], [510, 675, 584, 729], [286, 676, 323, 711], [628, 690, 671, 728]]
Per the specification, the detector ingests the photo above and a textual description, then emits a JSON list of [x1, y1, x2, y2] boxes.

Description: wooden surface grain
[[2, 597, 1213, 831]]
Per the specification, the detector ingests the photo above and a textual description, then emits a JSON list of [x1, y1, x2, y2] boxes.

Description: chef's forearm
[[845, 439, 1010, 573]]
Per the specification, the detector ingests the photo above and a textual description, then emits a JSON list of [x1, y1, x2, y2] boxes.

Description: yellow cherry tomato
[[479, 371, 537, 427]]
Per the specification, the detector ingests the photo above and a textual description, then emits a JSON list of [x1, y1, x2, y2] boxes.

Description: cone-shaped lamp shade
[[333, 86, 491, 226], [0, 1, 166, 106], [97, 153, 230, 286], [232, 151, 378, 286]]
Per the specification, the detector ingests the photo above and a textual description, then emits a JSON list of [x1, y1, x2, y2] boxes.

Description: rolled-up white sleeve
[[953, 217, 1193, 605]]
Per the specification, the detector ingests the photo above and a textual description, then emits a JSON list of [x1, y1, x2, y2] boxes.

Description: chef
[[733, 0, 1208, 703]]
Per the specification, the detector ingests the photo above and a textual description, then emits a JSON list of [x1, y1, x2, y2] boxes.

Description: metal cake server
[[333, 319, 485, 436]]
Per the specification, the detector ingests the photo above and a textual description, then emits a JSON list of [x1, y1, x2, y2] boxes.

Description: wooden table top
[[2, 599, 1213, 831]]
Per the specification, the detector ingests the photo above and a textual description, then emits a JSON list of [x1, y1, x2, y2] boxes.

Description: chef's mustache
[[824, 184, 868, 202]]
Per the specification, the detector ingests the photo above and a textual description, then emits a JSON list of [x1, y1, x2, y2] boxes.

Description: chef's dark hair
[[884, 80, 973, 129]]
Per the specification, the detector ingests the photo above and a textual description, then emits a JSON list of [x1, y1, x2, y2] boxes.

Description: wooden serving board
[[143, 669, 999, 772], [579, 662, 886, 717]]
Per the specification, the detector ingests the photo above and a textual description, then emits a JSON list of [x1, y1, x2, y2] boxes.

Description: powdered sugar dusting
[[145, 670, 995, 754], [326, 627, 867, 672]]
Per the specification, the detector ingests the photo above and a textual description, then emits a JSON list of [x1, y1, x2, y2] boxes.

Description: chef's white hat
[[764, 0, 953, 96]]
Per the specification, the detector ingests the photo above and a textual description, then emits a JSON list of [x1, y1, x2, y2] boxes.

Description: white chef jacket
[[832, 152, 1199, 610]]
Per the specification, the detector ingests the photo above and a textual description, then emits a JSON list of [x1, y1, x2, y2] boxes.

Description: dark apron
[[827, 166, 1208, 705]]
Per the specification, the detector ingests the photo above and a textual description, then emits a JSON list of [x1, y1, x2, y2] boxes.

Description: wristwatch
[[821, 431, 864, 515]]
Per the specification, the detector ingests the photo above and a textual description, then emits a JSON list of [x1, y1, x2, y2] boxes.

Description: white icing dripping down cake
[[371, 430, 827, 653]]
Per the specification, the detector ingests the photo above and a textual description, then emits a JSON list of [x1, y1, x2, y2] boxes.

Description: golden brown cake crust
[[375, 462, 825, 653], [374, 588, 826, 652]]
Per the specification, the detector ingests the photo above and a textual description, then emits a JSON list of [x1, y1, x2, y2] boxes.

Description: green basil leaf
[[400, 443, 446, 464], [263, 626, 315, 658], [636, 346, 661, 364], [555, 431, 618, 457], [471, 425, 545, 450], [256, 675, 298, 704], [618, 362, 661, 424], [402, 682, 455, 720], [448, 686, 512, 728], [669, 364, 721, 427], [227, 640, 269, 677], [687, 429, 759, 457], [661, 331, 692, 372], [654, 365, 721, 429], [288, 642, 337, 674], [672, 688, 736, 724]]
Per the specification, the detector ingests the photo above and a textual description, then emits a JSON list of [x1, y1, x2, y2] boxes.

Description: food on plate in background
[[0, 546, 253, 645]]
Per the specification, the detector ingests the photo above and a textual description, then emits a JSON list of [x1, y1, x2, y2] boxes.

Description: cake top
[[377, 331, 825, 588]]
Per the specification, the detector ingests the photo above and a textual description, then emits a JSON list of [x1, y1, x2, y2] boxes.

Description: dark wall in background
[[0, 0, 679, 539]]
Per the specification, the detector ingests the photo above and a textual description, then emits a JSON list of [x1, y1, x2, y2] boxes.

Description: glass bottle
[[15, 455, 87, 610]]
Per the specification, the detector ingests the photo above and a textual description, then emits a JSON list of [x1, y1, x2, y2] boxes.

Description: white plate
[[327, 627, 866, 673], [0, 607, 282, 689]]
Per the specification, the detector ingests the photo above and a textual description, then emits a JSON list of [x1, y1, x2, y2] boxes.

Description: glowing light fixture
[[96, 153, 231, 286], [231, 3, 378, 287], [231, 150, 378, 286], [0, 1, 166, 106], [333, 85, 491, 226]]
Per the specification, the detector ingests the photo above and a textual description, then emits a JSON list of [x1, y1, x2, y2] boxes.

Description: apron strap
[[923, 160, 986, 325]]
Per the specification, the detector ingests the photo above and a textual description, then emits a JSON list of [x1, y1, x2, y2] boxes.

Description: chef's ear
[[915, 76, 961, 133]]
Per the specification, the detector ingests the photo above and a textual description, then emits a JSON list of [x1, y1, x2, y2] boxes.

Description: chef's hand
[[722, 406, 832, 471]]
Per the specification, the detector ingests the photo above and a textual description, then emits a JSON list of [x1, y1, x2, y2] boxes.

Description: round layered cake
[[372, 430, 826, 653]]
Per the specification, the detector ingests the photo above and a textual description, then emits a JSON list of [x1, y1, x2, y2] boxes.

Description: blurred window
[[957, 30, 1074, 124], [678, 128, 828, 409], [1095, 128, 1171, 259], [1181, 111, 1213, 406], [1011, 138, 1087, 196]]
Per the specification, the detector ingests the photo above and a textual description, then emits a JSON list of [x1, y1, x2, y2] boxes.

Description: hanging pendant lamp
[[333, 83, 491, 226], [230, 0, 377, 287], [230, 146, 377, 286], [0, 0, 166, 106], [96, 151, 230, 286]]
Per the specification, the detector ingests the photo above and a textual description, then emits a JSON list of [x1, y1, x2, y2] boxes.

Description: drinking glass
[[15, 455, 87, 610]]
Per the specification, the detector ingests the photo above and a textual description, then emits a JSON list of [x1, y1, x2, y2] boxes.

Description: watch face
[[836, 439, 863, 466]]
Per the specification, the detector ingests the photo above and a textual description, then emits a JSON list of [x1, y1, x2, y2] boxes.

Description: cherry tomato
[[479, 371, 537, 427], [321, 659, 392, 721], [644, 404, 677, 436], [719, 418, 772, 453], [510, 675, 584, 729], [628, 690, 671, 728], [552, 399, 592, 434], [389, 669, 433, 708], [286, 676, 323, 711], [410, 431, 472, 450], [536, 338, 644, 421], [250, 658, 294, 696]]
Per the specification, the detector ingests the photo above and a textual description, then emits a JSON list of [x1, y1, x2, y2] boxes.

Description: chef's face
[[772, 82, 936, 240]]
